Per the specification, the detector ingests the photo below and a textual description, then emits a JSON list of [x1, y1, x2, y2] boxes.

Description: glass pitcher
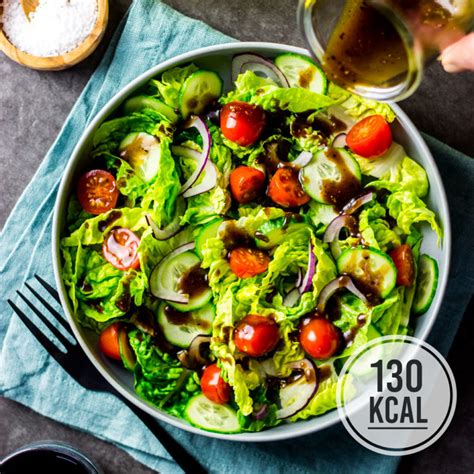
[[298, 0, 474, 101]]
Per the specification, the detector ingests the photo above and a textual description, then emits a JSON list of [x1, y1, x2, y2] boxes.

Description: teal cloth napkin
[[1, 1, 473, 472]]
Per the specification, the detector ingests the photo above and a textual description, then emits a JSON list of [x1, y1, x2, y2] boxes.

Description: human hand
[[441, 32, 474, 73]]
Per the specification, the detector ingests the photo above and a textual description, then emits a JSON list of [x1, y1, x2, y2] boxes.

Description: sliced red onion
[[145, 197, 185, 241], [323, 215, 358, 243], [283, 287, 300, 307], [291, 151, 313, 168], [317, 276, 369, 314], [149, 242, 196, 302], [232, 53, 289, 87], [295, 268, 303, 288], [332, 133, 347, 148], [182, 162, 217, 198], [299, 243, 316, 294], [253, 404, 269, 420], [324, 214, 358, 259], [342, 191, 375, 215], [276, 358, 318, 419], [176, 117, 211, 195]]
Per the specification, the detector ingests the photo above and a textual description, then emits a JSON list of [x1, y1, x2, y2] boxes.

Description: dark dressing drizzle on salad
[[220, 221, 254, 251], [320, 148, 362, 209], [343, 314, 367, 346], [98, 210, 122, 233], [179, 264, 209, 297], [164, 305, 211, 331]]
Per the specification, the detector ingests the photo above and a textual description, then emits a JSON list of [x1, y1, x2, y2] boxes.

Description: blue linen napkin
[[1, 1, 473, 472]]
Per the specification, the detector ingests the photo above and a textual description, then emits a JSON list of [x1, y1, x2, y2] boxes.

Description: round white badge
[[336, 336, 456, 456]]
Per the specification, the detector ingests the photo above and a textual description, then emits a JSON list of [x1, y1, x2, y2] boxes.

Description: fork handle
[[115, 392, 207, 474]]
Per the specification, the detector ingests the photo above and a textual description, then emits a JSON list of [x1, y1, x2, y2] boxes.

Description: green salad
[[61, 52, 442, 433]]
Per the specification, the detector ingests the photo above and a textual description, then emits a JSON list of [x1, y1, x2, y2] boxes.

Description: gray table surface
[[1, 1, 473, 472]]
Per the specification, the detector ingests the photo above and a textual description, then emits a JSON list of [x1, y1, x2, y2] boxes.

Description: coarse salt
[[2, 0, 98, 57]]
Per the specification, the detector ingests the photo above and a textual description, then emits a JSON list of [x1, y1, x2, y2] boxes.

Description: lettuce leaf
[[150, 63, 199, 109], [328, 83, 396, 122], [130, 329, 198, 415], [62, 246, 147, 323], [359, 202, 401, 252], [221, 71, 335, 113], [251, 87, 335, 114], [386, 191, 442, 243], [222, 70, 277, 103], [92, 113, 174, 157], [370, 156, 429, 198]]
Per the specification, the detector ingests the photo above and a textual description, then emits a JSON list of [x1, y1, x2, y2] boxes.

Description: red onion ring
[[317, 276, 369, 314], [332, 133, 347, 148], [341, 191, 375, 215], [177, 116, 211, 195], [299, 243, 316, 294], [323, 215, 358, 243], [232, 53, 289, 87]]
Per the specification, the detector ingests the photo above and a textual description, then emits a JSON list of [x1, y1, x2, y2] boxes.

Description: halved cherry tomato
[[299, 318, 340, 359], [201, 363, 231, 404], [99, 323, 121, 361], [230, 166, 266, 204], [234, 314, 280, 357], [346, 115, 392, 158], [229, 247, 270, 278], [267, 167, 310, 208], [77, 170, 119, 215], [220, 101, 267, 147], [389, 244, 415, 287], [103, 227, 140, 271]]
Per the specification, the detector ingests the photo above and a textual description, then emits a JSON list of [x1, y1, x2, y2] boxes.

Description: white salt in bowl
[[0, 0, 108, 71]]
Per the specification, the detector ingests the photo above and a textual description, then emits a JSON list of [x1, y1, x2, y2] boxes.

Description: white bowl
[[52, 42, 451, 441]]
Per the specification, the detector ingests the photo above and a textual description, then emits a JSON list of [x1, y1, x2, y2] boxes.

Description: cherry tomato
[[99, 323, 121, 361], [201, 363, 231, 404], [389, 244, 415, 287], [220, 101, 267, 147], [234, 314, 280, 357], [230, 166, 266, 204], [299, 318, 340, 359], [267, 167, 310, 208], [103, 227, 140, 271], [229, 247, 270, 279], [346, 115, 392, 158], [77, 170, 119, 215]]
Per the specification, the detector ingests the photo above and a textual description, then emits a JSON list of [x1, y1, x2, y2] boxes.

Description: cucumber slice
[[196, 219, 224, 259], [413, 255, 439, 315], [119, 132, 162, 183], [123, 95, 178, 123], [337, 246, 397, 298], [118, 327, 136, 371], [274, 53, 328, 94], [301, 148, 361, 205], [185, 394, 240, 433], [255, 217, 306, 249], [157, 302, 214, 348], [179, 70, 223, 118], [149, 251, 212, 312]]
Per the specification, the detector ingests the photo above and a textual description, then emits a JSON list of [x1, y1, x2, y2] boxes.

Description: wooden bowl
[[0, 0, 109, 71]]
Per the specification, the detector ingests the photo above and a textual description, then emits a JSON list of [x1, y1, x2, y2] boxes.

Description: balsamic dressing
[[220, 221, 254, 251], [322, 0, 458, 89], [320, 148, 362, 209], [179, 264, 209, 298], [163, 305, 212, 331], [98, 210, 122, 232]]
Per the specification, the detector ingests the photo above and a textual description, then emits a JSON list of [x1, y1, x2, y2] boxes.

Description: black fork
[[7, 275, 206, 474]]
